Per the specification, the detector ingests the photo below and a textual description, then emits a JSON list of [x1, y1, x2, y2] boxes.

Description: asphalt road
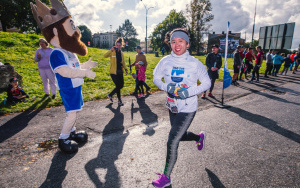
[[0, 73, 299, 188]]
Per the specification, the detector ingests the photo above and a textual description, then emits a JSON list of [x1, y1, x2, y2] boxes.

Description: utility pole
[[141, 0, 154, 53], [251, 0, 257, 46]]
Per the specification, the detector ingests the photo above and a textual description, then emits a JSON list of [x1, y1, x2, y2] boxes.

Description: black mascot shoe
[[69, 131, 88, 144], [58, 139, 78, 154]]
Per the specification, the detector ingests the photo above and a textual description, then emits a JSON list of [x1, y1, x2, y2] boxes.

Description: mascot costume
[[30, 0, 97, 154]]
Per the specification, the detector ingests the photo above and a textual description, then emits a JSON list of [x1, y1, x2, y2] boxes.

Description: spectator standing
[[250, 46, 263, 83], [292, 52, 299, 74], [34, 38, 56, 99], [137, 61, 146, 98], [290, 52, 296, 71], [201, 44, 222, 98], [272, 50, 283, 76], [105, 37, 128, 106], [130, 46, 151, 95], [232, 45, 242, 85], [244, 47, 255, 79], [264, 49, 273, 78], [281, 54, 293, 75]]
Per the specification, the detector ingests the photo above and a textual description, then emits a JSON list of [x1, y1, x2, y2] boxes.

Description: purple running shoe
[[152, 173, 171, 188], [196, 131, 206, 151]]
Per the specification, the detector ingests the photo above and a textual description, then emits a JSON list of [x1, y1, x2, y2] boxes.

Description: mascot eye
[[70, 19, 76, 30]]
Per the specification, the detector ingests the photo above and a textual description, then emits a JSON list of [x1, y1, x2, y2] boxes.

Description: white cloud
[[61, 0, 299, 49]]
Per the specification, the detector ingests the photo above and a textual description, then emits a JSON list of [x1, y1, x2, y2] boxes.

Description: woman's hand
[[37, 52, 42, 59], [111, 46, 116, 51]]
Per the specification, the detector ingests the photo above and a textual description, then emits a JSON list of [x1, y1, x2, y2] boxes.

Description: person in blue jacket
[[272, 51, 283, 77]]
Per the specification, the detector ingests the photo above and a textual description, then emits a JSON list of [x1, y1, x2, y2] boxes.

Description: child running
[[152, 28, 211, 187]]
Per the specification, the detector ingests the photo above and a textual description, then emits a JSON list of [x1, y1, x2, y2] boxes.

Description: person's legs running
[[164, 111, 197, 177]]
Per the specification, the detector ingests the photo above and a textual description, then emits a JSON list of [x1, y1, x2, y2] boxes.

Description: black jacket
[[206, 52, 222, 70], [233, 50, 241, 66]]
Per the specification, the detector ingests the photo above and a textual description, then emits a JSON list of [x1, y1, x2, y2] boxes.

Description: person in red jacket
[[243, 47, 255, 79], [250, 46, 263, 83]]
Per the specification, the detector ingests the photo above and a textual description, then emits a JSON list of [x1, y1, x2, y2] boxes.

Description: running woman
[[152, 28, 211, 188]]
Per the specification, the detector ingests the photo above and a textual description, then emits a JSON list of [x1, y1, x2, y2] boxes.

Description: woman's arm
[[187, 62, 211, 97], [153, 60, 168, 91], [34, 50, 41, 62], [103, 50, 112, 58]]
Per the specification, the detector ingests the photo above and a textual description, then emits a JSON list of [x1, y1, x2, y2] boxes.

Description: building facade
[[207, 31, 245, 54], [92, 32, 118, 49]]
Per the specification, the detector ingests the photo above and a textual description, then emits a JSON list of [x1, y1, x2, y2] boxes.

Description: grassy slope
[[0, 31, 270, 114]]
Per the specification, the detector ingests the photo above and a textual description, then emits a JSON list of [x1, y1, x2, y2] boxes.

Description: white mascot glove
[[80, 57, 98, 69], [56, 66, 96, 79]]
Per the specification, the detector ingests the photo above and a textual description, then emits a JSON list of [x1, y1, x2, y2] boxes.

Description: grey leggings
[[164, 110, 200, 177]]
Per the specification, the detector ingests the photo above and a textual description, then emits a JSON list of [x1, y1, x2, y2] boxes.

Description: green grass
[[0, 31, 283, 114]]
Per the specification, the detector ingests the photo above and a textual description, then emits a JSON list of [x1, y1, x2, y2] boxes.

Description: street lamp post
[[141, 1, 154, 53], [251, 0, 258, 46]]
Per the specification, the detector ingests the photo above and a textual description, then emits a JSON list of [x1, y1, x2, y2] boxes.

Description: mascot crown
[[30, 0, 71, 30]]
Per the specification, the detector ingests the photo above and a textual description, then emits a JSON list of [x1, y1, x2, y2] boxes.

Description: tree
[[0, 0, 50, 32], [150, 10, 188, 53], [78, 25, 92, 46], [116, 19, 138, 51], [186, 0, 214, 54]]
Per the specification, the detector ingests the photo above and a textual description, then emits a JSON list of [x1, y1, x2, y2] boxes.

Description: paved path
[[0, 73, 299, 187]]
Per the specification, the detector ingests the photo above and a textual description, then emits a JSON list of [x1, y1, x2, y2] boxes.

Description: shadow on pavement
[[238, 85, 300, 106], [205, 168, 226, 188], [40, 152, 76, 188], [85, 103, 129, 188], [227, 106, 300, 144], [132, 94, 158, 136], [0, 97, 51, 143]]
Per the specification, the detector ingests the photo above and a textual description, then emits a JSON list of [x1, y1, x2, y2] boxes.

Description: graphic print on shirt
[[171, 67, 185, 83]]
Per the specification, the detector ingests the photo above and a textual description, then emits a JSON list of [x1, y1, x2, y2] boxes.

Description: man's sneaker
[[208, 93, 215, 98], [152, 173, 171, 188], [235, 82, 240, 86], [201, 93, 206, 99], [196, 131, 206, 151], [138, 94, 143, 98], [107, 94, 113, 103], [118, 101, 124, 106], [141, 94, 145, 98]]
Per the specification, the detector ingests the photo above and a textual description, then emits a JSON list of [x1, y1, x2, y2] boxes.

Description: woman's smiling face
[[171, 37, 189, 56]]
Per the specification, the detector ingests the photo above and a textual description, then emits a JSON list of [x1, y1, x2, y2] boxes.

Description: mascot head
[[30, 0, 87, 56]]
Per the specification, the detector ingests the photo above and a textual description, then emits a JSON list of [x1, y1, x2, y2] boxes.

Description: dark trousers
[[109, 73, 124, 100], [134, 70, 150, 93], [273, 64, 281, 76], [265, 63, 273, 76], [137, 80, 144, 94], [164, 111, 199, 177], [281, 66, 289, 74], [204, 78, 216, 93], [251, 65, 260, 81]]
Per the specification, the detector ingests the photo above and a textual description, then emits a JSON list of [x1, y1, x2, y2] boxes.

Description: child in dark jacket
[[7, 78, 29, 103], [281, 54, 293, 75]]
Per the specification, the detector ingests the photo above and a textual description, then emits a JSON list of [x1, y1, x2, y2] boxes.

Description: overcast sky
[[64, 0, 300, 49]]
